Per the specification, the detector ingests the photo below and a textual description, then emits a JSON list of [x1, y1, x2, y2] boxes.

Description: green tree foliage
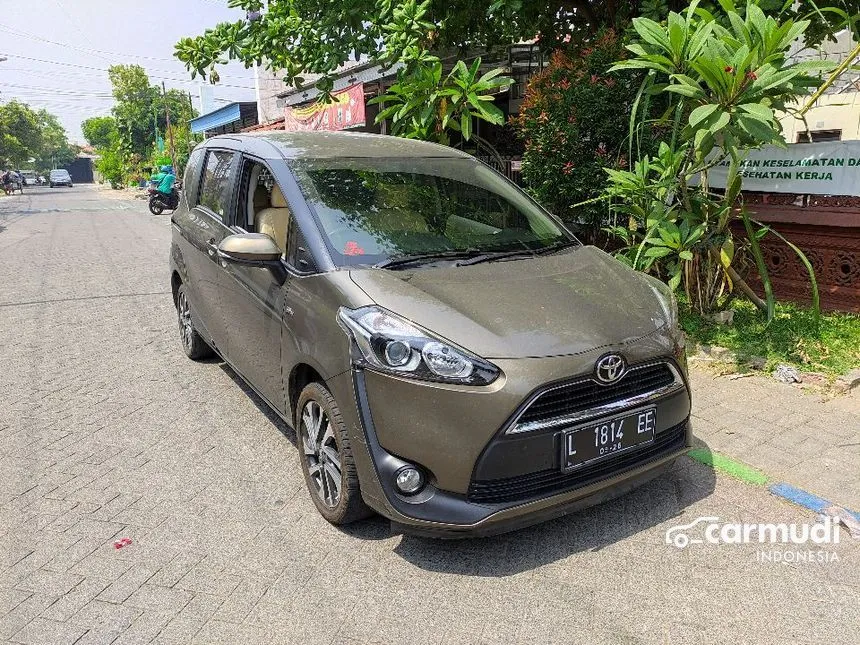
[[369, 58, 513, 144], [174, 0, 854, 90], [0, 100, 42, 167], [0, 101, 74, 172], [32, 110, 76, 174], [604, 0, 834, 318], [159, 89, 197, 171], [108, 65, 161, 161], [513, 32, 650, 241], [102, 65, 197, 183], [81, 116, 119, 149]]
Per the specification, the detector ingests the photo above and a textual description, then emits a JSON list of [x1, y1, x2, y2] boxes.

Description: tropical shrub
[[95, 145, 126, 189], [514, 32, 648, 241], [604, 0, 832, 318]]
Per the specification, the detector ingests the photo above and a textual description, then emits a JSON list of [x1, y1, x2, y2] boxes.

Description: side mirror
[[218, 233, 282, 262], [217, 233, 287, 283]]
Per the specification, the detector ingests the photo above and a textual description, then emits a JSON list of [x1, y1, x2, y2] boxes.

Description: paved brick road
[[690, 369, 860, 511], [0, 186, 857, 644]]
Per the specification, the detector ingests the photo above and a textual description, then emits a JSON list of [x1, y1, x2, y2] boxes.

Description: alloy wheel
[[177, 290, 194, 351], [300, 400, 342, 508]]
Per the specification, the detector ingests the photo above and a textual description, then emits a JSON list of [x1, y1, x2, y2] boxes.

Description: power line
[[0, 96, 113, 105], [0, 82, 114, 98], [0, 27, 253, 82], [0, 53, 256, 90], [0, 22, 178, 64]]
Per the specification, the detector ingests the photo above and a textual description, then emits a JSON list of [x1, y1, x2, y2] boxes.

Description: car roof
[[202, 131, 474, 161]]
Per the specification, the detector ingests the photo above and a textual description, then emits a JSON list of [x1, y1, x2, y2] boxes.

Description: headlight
[[336, 306, 500, 385], [643, 275, 678, 330]]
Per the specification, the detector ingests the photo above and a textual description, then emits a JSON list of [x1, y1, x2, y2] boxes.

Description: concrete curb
[[687, 448, 768, 485], [686, 448, 860, 522], [769, 482, 860, 523]]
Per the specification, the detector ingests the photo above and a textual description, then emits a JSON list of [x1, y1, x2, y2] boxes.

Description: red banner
[[284, 84, 366, 132]]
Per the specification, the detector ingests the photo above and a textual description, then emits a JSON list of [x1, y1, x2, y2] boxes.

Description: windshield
[[291, 157, 575, 267]]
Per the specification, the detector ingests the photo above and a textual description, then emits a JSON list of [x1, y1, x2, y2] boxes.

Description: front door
[[217, 158, 290, 414]]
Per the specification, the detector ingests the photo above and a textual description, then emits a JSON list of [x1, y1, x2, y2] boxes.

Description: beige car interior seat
[[256, 184, 291, 253]]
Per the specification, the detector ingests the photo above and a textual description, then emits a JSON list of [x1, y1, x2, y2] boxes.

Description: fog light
[[394, 467, 424, 495]]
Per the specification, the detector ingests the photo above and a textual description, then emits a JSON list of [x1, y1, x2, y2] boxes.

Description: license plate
[[561, 407, 657, 472]]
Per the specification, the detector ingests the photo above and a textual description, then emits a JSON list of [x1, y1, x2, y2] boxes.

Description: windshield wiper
[[455, 240, 579, 267], [533, 239, 580, 255], [373, 248, 483, 269], [455, 249, 535, 266]]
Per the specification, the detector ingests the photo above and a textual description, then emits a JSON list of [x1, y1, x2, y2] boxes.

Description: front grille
[[517, 363, 675, 426], [468, 420, 688, 504]]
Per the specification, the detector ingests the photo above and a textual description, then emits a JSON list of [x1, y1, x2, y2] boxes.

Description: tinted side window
[[198, 150, 236, 219], [184, 148, 205, 202]]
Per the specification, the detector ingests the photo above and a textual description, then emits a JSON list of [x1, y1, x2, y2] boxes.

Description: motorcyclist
[[150, 165, 176, 197]]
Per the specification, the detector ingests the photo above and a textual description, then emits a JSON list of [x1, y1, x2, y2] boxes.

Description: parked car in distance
[[169, 132, 692, 537], [18, 170, 37, 186], [49, 169, 73, 188]]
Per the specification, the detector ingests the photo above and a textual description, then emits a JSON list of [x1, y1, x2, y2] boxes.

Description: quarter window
[[198, 150, 236, 219], [184, 148, 205, 200]]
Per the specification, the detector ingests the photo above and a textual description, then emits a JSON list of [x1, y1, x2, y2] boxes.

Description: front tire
[[296, 383, 372, 525], [176, 283, 213, 360]]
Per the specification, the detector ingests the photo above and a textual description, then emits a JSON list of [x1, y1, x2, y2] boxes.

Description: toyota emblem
[[595, 354, 627, 384]]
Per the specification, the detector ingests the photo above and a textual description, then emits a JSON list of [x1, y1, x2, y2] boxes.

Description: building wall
[[255, 66, 290, 125], [780, 92, 860, 142], [779, 30, 860, 141]]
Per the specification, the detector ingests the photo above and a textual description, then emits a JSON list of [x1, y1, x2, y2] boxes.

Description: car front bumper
[[326, 332, 693, 537]]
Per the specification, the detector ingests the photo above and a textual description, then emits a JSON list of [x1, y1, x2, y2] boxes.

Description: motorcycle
[[3, 177, 23, 195], [148, 180, 182, 215]]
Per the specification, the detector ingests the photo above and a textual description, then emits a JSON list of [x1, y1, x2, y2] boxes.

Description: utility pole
[[152, 107, 159, 152], [161, 82, 176, 172], [187, 91, 195, 158]]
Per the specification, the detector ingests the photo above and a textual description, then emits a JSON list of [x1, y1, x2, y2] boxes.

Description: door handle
[[207, 240, 218, 257]]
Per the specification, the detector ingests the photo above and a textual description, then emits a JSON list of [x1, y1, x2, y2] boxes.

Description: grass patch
[[680, 299, 860, 378]]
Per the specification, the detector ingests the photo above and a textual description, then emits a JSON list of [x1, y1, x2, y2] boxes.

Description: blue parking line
[[769, 482, 860, 522]]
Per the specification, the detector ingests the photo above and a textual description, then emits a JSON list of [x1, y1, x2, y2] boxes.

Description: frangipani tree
[[605, 0, 833, 318]]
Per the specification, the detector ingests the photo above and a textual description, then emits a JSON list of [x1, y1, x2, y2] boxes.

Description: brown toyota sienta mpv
[[170, 132, 691, 537]]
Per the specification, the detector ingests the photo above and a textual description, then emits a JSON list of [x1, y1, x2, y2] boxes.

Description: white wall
[[780, 91, 860, 141], [254, 66, 290, 125], [779, 30, 860, 141]]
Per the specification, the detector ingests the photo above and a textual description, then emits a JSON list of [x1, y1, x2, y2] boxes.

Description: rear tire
[[296, 382, 373, 525], [149, 199, 164, 215], [176, 283, 214, 360]]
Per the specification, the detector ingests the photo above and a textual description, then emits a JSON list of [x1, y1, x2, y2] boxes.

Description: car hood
[[347, 246, 670, 359]]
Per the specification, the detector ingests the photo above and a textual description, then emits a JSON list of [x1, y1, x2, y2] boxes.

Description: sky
[[0, 0, 257, 144]]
